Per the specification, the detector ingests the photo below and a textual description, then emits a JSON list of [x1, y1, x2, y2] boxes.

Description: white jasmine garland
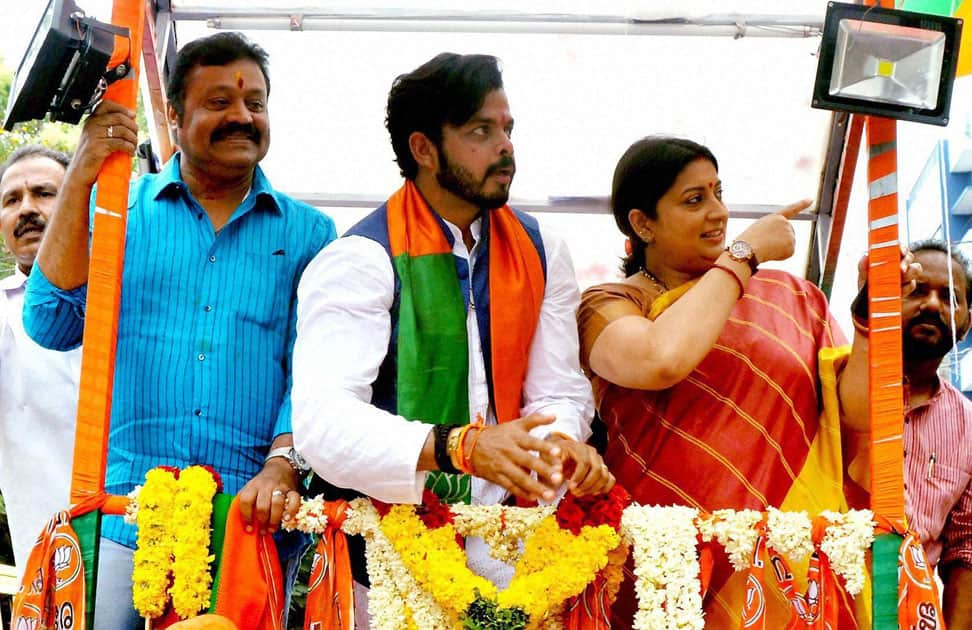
[[282, 493, 329, 534], [622, 505, 704, 630], [766, 507, 813, 561], [344, 499, 454, 629], [818, 509, 875, 596], [700, 509, 761, 572], [322, 495, 875, 628], [123, 484, 142, 525]]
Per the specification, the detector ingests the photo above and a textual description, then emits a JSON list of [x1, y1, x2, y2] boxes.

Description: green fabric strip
[[73, 510, 101, 629], [393, 251, 472, 504], [208, 492, 234, 611], [871, 532, 901, 630]]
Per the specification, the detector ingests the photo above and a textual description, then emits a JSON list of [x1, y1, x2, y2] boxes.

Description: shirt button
[[209, 255, 216, 263], [194, 409, 202, 416], [204, 305, 213, 312], [903, 450, 908, 457], [198, 354, 205, 361]]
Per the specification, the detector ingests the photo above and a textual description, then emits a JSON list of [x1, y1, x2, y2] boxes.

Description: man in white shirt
[[0, 145, 80, 577], [292, 53, 613, 621]]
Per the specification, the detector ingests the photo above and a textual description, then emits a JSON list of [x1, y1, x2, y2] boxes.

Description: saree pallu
[[580, 270, 869, 627]]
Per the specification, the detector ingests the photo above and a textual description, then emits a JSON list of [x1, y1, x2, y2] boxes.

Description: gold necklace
[[640, 266, 668, 292]]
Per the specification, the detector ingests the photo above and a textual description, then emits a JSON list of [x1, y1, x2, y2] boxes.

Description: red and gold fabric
[[578, 270, 869, 627]]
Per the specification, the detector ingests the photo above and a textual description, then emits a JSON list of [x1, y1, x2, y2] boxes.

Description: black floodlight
[[3, 0, 126, 131], [812, 1, 963, 126]]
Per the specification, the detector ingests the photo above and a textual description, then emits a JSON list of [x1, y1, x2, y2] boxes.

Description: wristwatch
[[726, 240, 759, 275], [264, 446, 311, 477]]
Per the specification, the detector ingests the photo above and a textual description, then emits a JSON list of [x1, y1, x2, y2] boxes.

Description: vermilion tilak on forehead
[[235, 71, 244, 89]]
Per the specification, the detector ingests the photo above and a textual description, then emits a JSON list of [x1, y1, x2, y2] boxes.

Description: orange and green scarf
[[376, 181, 546, 502]]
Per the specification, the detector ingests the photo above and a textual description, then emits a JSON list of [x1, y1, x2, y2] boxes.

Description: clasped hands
[[465, 413, 615, 502]]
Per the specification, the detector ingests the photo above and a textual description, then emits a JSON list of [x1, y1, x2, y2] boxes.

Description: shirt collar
[[150, 153, 282, 215], [905, 373, 947, 414], [0, 266, 27, 291], [441, 214, 484, 256]]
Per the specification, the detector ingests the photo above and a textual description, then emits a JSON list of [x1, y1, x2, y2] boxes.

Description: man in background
[[842, 239, 972, 626], [0, 145, 79, 578]]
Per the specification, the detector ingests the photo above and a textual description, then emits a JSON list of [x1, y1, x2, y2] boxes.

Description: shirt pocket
[[924, 462, 972, 530], [235, 250, 294, 330]]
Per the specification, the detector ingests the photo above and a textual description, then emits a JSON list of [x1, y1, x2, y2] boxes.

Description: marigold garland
[[130, 465, 220, 620], [170, 465, 218, 618], [496, 517, 619, 619], [132, 467, 179, 618], [346, 488, 627, 630], [127, 478, 880, 630]]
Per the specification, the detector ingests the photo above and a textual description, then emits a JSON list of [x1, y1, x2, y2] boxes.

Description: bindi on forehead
[[236, 71, 244, 89]]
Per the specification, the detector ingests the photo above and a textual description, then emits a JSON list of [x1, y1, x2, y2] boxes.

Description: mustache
[[906, 312, 951, 336], [210, 122, 261, 143], [485, 155, 516, 178], [13, 214, 46, 238]]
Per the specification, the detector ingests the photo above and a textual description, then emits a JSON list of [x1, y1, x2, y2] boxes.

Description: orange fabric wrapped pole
[[66, 1, 145, 627], [71, 0, 144, 505], [866, 113, 907, 630], [865, 114, 905, 520]]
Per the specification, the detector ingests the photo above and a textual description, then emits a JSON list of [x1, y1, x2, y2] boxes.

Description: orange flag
[[212, 497, 284, 630], [10, 511, 87, 629]]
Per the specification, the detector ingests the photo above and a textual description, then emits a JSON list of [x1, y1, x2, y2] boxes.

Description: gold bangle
[[446, 427, 462, 460]]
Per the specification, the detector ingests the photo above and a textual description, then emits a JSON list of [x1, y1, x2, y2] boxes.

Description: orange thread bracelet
[[463, 426, 486, 474], [710, 263, 745, 298], [450, 424, 475, 472]]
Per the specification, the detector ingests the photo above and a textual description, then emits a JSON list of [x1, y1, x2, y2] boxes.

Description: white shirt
[[0, 268, 80, 576], [293, 214, 594, 584]]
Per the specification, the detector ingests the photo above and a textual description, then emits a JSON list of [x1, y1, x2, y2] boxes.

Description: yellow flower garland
[[377, 504, 618, 627], [131, 466, 219, 620], [171, 466, 218, 618], [498, 517, 620, 619], [132, 467, 179, 618], [380, 505, 496, 620]]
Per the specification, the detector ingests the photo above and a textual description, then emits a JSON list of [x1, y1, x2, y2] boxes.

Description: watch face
[[290, 448, 309, 471], [729, 240, 753, 259]]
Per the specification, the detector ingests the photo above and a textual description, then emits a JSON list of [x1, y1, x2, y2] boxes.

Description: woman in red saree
[[578, 137, 869, 627]]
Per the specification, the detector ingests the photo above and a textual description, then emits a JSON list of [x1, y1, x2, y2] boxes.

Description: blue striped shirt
[[23, 155, 336, 547]]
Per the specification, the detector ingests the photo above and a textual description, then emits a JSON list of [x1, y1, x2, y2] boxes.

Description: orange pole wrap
[[70, 0, 146, 503], [865, 116, 905, 522]]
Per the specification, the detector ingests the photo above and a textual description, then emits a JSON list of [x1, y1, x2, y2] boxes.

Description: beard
[[902, 314, 956, 361], [436, 150, 514, 211]]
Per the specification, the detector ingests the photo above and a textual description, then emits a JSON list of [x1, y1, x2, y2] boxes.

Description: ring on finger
[[107, 125, 113, 138], [271, 489, 285, 499]]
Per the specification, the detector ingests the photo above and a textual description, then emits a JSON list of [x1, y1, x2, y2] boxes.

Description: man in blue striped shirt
[[23, 33, 335, 627]]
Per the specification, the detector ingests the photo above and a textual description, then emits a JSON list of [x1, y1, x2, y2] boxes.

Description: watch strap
[[264, 446, 310, 475]]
